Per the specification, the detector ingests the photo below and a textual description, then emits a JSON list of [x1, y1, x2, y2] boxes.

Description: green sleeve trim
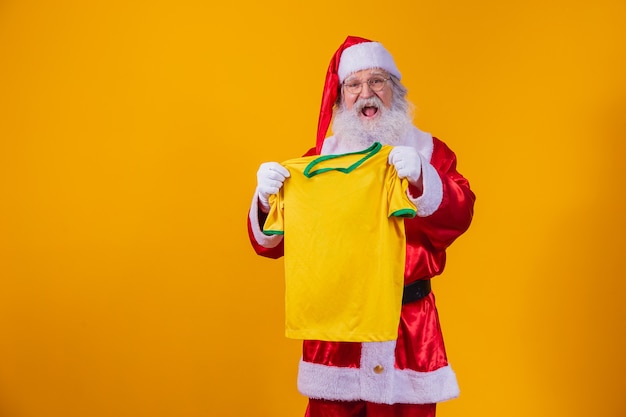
[[303, 142, 382, 178], [391, 208, 417, 218], [263, 230, 284, 236]]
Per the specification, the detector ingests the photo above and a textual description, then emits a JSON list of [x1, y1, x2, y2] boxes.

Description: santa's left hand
[[388, 146, 422, 184]]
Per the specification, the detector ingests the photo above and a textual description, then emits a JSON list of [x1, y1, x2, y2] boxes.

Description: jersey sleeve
[[262, 189, 285, 235], [386, 165, 417, 218]]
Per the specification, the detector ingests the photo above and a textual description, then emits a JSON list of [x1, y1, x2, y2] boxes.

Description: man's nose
[[359, 82, 374, 98]]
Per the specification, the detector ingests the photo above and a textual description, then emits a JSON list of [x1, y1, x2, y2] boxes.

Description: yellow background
[[1, 0, 625, 416]]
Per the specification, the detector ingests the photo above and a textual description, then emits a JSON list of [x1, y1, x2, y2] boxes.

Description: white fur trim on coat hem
[[297, 342, 460, 404]]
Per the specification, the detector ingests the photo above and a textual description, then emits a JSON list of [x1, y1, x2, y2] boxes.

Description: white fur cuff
[[249, 191, 283, 249], [410, 155, 443, 217]]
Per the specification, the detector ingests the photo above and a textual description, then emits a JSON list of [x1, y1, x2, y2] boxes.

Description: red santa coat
[[247, 128, 475, 404]]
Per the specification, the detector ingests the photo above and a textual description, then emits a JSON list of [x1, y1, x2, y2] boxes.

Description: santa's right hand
[[256, 162, 290, 212]]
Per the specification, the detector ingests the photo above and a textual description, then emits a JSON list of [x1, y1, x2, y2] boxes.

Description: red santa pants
[[305, 399, 436, 417]]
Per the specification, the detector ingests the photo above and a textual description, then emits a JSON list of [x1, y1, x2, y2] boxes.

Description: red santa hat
[[315, 36, 402, 154]]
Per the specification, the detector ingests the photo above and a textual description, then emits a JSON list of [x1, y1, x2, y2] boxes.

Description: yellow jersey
[[264, 143, 416, 342]]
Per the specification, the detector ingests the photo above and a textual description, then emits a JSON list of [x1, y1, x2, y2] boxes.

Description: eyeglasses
[[342, 76, 390, 94]]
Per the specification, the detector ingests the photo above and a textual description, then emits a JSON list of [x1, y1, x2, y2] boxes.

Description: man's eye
[[370, 78, 384, 85], [346, 82, 360, 89]]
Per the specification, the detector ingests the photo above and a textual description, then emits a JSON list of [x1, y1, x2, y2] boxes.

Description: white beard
[[331, 96, 413, 151]]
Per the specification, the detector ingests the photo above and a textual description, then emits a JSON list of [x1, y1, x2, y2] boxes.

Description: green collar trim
[[303, 142, 382, 178]]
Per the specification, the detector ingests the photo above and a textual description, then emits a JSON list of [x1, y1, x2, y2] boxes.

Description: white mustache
[[353, 96, 384, 113]]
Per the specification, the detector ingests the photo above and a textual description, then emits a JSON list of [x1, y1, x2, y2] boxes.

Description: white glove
[[388, 146, 422, 184], [256, 162, 290, 212]]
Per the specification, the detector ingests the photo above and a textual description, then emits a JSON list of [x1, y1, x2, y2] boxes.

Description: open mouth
[[361, 105, 379, 118]]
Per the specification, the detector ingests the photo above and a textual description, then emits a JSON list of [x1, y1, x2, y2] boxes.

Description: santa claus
[[247, 36, 475, 417]]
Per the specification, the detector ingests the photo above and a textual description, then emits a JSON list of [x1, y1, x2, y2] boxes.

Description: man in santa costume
[[247, 36, 475, 417]]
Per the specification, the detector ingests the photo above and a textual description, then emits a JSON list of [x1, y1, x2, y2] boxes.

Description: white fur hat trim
[[338, 42, 401, 82]]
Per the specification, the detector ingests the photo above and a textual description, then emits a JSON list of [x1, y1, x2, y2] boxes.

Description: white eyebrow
[[345, 70, 389, 82]]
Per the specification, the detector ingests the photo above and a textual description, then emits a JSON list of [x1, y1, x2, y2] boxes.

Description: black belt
[[402, 279, 431, 305]]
